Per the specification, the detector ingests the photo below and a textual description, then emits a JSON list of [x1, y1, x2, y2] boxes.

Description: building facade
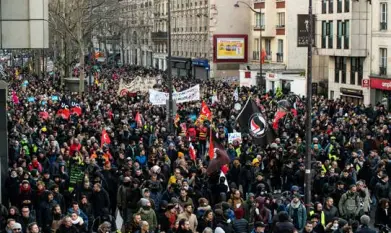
[[119, 0, 154, 67], [369, 0, 391, 108], [150, 0, 251, 79], [248, 0, 328, 95], [316, 0, 371, 104]]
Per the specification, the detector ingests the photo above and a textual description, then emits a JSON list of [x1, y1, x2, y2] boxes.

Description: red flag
[[273, 111, 287, 130], [39, 111, 49, 120], [208, 127, 214, 160], [70, 106, 82, 116], [57, 108, 70, 120], [101, 129, 111, 147], [261, 49, 267, 64], [207, 128, 230, 175], [201, 101, 212, 120], [135, 112, 142, 127], [189, 142, 196, 161]]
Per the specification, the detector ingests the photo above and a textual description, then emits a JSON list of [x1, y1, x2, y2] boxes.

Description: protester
[[2, 65, 391, 233]]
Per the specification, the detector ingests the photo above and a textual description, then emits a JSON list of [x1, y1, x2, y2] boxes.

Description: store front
[[339, 88, 363, 105], [169, 57, 192, 78], [192, 59, 210, 80], [369, 77, 391, 109]]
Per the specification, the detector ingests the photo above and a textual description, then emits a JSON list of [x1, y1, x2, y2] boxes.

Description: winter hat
[[31, 169, 39, 177], [140, 198, 149, 207], [11, 223, 22, 230], [171, 197, 179, 204]]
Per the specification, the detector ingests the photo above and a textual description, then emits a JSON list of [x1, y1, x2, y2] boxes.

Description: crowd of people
[[1, 65, 390, 233]]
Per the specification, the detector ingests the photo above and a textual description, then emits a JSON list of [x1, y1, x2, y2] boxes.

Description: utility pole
[[167, 0, 174, 133], [304, 0, 313, 208]]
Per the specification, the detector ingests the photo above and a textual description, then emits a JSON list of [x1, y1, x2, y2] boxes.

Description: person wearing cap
[[137, 198, 157, 231], [338, 184, 361, 220], [117, 177, 133, 224], [232, 208, 249, 233]]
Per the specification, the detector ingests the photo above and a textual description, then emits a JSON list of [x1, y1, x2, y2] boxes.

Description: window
[[337, 20, 343, 49], [255, 13, 261, 27], [381, 3, 388, 30], [335, 57, 346, 83], [344, 20, 349, 49], [328, 21, 334, 49], [329, 0, 334, 13], [330, 90, 334, 99], [358, 58, 364, 85], [255, 13, 265, 28], [341, 57, 347, 83], [337, 0, 342, 13], [322, 0, 327, 13], [335, 57, 340, 83], [277, 12, 285, 27], [265, 39, 271, 57], [277, 39, 283, 62], [351, 57, 357, 85], [380, 48, 387, 75], [322, 21, 327, 48], [344, 0, 349, 12]]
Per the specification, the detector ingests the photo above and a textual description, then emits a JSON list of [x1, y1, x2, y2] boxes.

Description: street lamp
[[167, 0, 174, 133], [234, 1, 263, 89]]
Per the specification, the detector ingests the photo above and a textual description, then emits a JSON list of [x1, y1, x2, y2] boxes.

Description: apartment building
[[316, 0, 371, 104], [150, 0, 251, 79], [119, 0, 154, 67], [369, 0, 391, 108], [247, 0, 328, 95]]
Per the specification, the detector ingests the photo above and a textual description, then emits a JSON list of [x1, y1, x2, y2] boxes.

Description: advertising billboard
[[297, 14, 315, 47], [213, 34, 248, 63]]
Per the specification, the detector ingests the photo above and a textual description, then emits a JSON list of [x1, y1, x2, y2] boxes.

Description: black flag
[[236, 98, 276, 147]]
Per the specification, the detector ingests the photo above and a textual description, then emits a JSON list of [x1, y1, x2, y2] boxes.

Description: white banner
[[149, 85, 200, 105], [118, 76, 157, 96], [228, 132, 242, 143]]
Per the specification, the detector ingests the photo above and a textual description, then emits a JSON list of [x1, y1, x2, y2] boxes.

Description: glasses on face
[[13, 229, 21, 232]]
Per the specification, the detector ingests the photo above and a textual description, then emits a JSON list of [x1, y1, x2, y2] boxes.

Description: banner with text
[[118, 76, 157, 96], [149, 85, 200, 105]]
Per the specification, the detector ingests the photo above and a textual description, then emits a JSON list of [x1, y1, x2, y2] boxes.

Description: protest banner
[[149, 85, 200, 105], [118, 76, 157, 96]]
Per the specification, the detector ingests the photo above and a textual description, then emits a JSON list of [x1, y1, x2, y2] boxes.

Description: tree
[[49, 0, 120, 93]]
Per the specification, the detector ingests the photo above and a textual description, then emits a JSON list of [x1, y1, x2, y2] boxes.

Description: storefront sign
[[266, 73, 277, 79], [340, 88, 363, 96], [370, 77, 391, 90], [362, 79, 370, 88], [192, 59, 209, 67]]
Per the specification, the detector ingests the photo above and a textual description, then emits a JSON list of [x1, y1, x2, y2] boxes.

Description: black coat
[[375, 207, 391, 226], [356, 225, 377, 233], [56, 224, 79, 233], [91, 189, 110, 217], [232, 218, 249, 233], [274, 221, 296, 233]]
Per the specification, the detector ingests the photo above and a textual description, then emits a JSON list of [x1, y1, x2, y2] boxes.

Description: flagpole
[[235, 96, 251, 122], [304, 0, 313, 209]]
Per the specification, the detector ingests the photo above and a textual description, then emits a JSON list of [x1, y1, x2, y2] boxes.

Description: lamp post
[[167, 0, 174, 133], [304, 0, 313, 208], [234, 1, 263, 89]]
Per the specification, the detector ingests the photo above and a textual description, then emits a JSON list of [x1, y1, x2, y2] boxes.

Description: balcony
[[380, 66, 387, 76], [253, 25, 265, 30], [151, 31, 168, 42], [276, 0, 285, 8], [254, 0, 265, 9], [276, 53, 283, 62], [254, 0, 265, 2], [253, 51, 260, 60], [276, 25, 285, 35], [380, 22, 387, 30]]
